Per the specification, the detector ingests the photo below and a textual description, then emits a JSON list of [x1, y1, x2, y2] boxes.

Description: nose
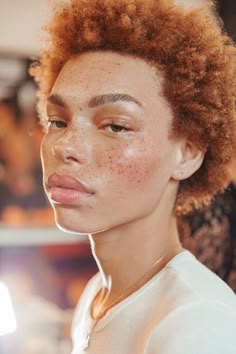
[[52, 144, 79, 164], [52, 128, 92, 165]]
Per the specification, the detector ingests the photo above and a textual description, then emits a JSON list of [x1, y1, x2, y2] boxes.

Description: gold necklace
[[92, 245, 182, 320]]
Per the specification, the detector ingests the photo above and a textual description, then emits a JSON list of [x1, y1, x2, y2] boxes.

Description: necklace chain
[[92, 244, 183, 320], [92, 249, 177, 320]]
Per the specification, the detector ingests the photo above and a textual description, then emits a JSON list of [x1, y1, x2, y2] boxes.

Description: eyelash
[[46, 119, 130, 134], [47, 119, 67, 129], [104, 123, 130, 133]]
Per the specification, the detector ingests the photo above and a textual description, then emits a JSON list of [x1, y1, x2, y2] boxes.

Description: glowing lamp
[[0, 282, 17, 336]]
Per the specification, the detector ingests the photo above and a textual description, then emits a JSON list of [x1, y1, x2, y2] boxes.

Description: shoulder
[[165, 250, 236, 305], [145, 300, 236, 354]]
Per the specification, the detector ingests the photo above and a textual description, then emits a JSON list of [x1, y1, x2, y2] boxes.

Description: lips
[[46, 173, 93, 205]]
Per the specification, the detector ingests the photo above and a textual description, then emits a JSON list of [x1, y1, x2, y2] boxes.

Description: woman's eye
[[48, 120, 67, 129], [107, 123, 129, 133]]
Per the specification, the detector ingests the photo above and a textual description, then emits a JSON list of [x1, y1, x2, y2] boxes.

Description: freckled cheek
[[97, 145, 161, 186]]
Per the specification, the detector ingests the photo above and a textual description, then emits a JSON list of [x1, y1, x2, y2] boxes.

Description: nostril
[[52, 145, 81, 163], [66, 156, 79, 163]]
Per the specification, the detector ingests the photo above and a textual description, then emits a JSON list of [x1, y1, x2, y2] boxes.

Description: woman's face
[[41, 51, 180, 234]]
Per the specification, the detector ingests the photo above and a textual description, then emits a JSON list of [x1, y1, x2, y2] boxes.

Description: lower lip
[[49, 186, 92, 205]]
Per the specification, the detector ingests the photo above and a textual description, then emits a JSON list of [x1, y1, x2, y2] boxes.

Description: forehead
[[52, 51, 163, 104]]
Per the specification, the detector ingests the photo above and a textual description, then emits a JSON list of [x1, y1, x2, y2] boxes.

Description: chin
[[51, 202, 137, 236], [56, 221, 109, 236], [56, 222, 89, 235], [51, 204, 89, 234], [54, 212, 109, 236], [54, 215, 90, 235]]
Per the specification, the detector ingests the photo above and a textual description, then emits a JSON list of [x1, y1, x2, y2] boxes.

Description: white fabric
[[71, 250, 236, 354]]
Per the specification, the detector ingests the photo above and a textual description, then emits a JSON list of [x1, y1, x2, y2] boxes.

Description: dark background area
[[218, 0, 236, 40]]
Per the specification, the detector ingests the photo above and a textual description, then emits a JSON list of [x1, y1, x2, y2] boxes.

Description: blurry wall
[[0, 0, 52, 56], [0, 0, 207, 56]]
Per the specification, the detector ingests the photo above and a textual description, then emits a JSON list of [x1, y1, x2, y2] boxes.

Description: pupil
[[112, 124, 122, 132], [56, 121, 66, 128]]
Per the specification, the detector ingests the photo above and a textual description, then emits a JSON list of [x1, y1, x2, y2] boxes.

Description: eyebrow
[[88, 93, 142, 108], [47, 94, 67, 108], [47, 93, 142, 109]]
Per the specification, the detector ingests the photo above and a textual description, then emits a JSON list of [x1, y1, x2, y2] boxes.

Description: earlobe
[[172, 140, 205, 181]]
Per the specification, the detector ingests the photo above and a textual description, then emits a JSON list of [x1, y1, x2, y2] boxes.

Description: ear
[[171, 140, 205, 181]]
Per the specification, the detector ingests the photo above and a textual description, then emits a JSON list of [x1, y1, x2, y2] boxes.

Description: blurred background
[[0, 0, 235, 353]]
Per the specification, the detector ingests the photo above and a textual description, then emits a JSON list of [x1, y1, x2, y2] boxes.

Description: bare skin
[[41, 51, 204, 318]]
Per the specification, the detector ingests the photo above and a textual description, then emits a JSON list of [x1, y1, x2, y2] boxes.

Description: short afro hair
[[31, 0, 236, 215]]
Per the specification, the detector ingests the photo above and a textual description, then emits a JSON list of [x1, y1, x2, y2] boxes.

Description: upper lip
[[46, 173, 93, 194]]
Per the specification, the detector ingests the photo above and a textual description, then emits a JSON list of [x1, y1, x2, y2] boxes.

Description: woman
[[31, 0, 236, 352]]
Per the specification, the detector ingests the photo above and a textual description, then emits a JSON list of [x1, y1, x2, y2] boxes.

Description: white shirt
[[72, 250, 236, 353]]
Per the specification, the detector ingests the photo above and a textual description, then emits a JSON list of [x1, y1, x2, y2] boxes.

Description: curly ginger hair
[[31, 0, 236, 215]]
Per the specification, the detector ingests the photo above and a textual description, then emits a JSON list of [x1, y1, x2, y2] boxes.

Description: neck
[[89, 208, 182, 313]]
